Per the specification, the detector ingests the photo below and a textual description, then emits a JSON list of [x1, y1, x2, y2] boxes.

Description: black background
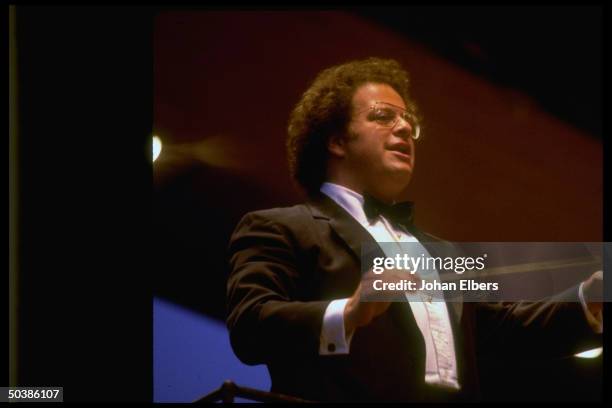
[[13, 6, 153, 402]]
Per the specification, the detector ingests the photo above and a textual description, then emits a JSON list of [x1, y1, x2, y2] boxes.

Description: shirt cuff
[[319, 298, 355, 355], [579, 281, 603, 334]]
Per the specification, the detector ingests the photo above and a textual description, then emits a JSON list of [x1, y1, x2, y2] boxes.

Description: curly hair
[[286, 57, 419, 196]]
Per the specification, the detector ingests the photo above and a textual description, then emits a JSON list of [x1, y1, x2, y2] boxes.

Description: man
[[226, 58, 602, 402]]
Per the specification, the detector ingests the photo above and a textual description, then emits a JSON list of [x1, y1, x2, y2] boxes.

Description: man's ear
[[327, 133, 346, 158]]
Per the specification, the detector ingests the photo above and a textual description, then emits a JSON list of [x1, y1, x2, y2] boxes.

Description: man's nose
[[392, 116, 413, 140]]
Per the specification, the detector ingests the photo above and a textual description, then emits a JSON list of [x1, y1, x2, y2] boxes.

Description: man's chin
[[384, 167, 413, 191], [388, 164, 413, 180]]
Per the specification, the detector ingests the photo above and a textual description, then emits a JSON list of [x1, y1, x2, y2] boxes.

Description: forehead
[[351, 82, 406, 110]]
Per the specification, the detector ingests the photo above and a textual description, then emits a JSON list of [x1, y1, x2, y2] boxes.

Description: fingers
[[584, 270, 604, 301]]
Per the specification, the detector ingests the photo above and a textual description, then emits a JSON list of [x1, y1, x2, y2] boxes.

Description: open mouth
[[387, 144, 411, 161]]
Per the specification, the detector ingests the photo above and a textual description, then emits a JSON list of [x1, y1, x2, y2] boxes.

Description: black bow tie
[[363, 194, 415, 228]]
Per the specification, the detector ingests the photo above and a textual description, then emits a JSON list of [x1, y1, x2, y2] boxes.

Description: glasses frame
[[357, 100, 421, 140]]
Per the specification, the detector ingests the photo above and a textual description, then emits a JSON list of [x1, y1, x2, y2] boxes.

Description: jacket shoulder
[[242, 203, 311, 223], [233, 204, 314, 235], [228, 203, 320, 257]]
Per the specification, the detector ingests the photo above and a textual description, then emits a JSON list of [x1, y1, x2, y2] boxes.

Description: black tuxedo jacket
[[226, 193, 600, 402]]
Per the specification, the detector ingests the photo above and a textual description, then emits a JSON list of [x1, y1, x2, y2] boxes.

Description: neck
[[325, 178, 402, 205]]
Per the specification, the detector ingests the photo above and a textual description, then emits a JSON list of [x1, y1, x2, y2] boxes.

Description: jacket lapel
[[306, 193, 386, 263]]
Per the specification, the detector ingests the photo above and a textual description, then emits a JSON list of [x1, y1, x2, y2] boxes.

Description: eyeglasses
[[358, 101, 421, 140]]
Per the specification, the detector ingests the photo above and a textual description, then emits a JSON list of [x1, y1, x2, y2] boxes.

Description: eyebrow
[[373, 101, 407, 111]]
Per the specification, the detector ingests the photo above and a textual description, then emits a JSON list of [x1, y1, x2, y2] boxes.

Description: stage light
[[153, 135, 162, 162], [574, 347, 602, 359]]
